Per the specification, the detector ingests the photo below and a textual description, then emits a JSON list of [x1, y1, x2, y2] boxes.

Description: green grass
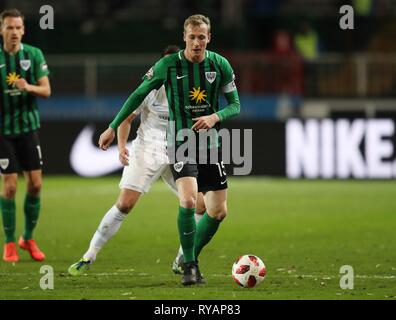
[[0, 176, 395, 300]]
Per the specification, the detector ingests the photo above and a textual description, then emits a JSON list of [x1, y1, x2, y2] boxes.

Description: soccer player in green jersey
[[0, 9, 51, 262], [68, 45, 206, 277], [99, 14, 240, 285]]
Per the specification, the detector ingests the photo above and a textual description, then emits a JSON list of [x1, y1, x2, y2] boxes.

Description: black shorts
[[170, 151, 228, 193], [0, 131, 43, 174]]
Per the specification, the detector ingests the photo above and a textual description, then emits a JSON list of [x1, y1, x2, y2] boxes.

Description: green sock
[[23, 193, 40, 240], [0, 197, 16, 243], [194, 212, 221, 259], [178, 206, 196, 263]]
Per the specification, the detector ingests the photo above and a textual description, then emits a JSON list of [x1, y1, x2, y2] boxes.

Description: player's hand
[[14, 78, 30, 92], [192, 114, 220, 131], [98, 127, 115, 150], [118, 146, 129, 166]]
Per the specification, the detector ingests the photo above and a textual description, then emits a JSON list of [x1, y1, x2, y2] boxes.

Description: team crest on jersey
[[20, 59, 31, 71], [145, 67, 154, 80], [0, 159, 9, 170], [205, 72, 216, 83], [174, 162, 184, 173]]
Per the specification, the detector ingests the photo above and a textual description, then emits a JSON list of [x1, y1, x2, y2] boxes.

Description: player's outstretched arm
[[109, 60, 166, 130], [100, 58, 166, 148], [117, 113, 137, 165], [99, 85, 152, 150]]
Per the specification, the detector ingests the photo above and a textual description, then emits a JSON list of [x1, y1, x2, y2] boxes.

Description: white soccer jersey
[[133, 85, 169, 148], [119, 85, 177, 194]]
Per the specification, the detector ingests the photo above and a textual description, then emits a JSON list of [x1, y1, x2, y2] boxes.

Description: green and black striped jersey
[[0, 43, 49, 136], [110, 50, 240, 135]]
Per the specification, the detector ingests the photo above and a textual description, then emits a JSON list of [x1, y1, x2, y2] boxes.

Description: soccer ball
[[232, 254, 266, 288]]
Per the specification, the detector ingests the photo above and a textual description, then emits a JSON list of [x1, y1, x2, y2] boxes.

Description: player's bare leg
[[68, 189, 141, 276]]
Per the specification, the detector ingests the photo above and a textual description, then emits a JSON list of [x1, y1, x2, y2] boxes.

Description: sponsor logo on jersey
[[0, 158, 9, 170], [189, 87, 207, 104], [205, 71, 216, 83], [176, 74, 188, 80], [20, 59, 31, 71], [174, 162, 184, 173], [185, 104, 210, 114], [3, 89, 22, 96], [6, 72, 21, 86]]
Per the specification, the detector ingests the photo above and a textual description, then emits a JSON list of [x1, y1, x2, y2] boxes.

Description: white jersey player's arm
[[116, 90, 154, 165], [118, 113, 137, 150], [117, 113, 137, 166]]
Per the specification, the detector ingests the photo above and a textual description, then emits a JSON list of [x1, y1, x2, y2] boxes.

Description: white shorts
[[119, 140, 177, 195]]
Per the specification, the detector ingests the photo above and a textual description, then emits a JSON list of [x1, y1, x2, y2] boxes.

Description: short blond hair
[[184, 14, 211, 33]]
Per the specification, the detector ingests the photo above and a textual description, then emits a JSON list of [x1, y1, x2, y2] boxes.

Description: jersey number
[[36, 145, 42, 160], [216, 161, 226, 177]]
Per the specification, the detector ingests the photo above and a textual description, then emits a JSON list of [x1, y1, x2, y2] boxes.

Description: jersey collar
[[179, 49, 209, 63], [0, 43, 24, 53]]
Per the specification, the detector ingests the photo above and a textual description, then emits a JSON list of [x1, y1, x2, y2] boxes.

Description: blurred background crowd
[[2, 0, 395, 121]]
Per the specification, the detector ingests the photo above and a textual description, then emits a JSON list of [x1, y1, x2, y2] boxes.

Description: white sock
[[176, 213, 204, 257], [83, 205, 127, 262]]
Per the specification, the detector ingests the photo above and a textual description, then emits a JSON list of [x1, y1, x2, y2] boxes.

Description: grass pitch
[[0, 176, 395, 300]]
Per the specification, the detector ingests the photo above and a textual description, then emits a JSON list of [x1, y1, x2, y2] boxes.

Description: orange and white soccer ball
[[232, 254, 267, 288]]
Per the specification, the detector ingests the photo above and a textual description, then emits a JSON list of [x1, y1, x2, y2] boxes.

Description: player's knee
[[209, 207, 227, 221], [196, 203, 206, 215], [180, 197, 196, 209], [116, 191, 140, 213], [116, 200, 134, 214], [3, 184, 17, 199], [216, 210, 227, 221], [27, 181, 42, 196]]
